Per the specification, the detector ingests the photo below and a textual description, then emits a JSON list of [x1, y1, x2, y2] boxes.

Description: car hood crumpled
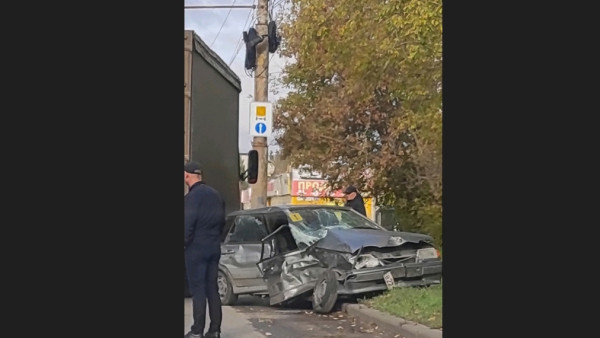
[[313, 228, 433, 253]]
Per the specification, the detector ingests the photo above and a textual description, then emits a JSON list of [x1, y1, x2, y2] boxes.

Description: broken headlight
[[349, 254, 383, 269], [416, 247, 439, 261]]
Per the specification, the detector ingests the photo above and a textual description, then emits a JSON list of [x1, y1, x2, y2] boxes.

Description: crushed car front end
[[303, 241, 441, 297], [311, 227, 442, 294], [257, 206, 443, 311], [336, 250, 442, 295]]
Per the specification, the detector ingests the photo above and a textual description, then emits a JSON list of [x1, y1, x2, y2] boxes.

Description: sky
[[184, 0, 289, 154]]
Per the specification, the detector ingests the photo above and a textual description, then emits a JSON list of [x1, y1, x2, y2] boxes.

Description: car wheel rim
[[314, 279, 327, 305], [217, 273, 227, 299]]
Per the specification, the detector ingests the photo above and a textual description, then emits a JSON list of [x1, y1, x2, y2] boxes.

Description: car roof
[[227, 204, 352, 216]]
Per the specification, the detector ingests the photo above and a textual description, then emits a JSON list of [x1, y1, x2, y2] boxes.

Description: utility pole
[[250, 0, 269, 208]]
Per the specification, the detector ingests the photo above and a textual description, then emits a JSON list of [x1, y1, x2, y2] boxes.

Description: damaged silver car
[[216, 205, 442, 312], [255, 205, 442, 313]]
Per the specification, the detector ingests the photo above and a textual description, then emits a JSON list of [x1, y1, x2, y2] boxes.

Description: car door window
[[221, 216, 235, 242], [264, 211, 299, 254], [226, 215, 269, 243], [265, 211, 289, 233]]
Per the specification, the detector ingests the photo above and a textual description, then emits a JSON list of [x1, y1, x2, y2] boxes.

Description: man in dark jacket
[[184, 161, 224, 338], [343, 185, 367, 217]]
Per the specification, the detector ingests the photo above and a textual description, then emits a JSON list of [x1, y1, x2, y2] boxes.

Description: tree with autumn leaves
[[273, 0, 442, 246]]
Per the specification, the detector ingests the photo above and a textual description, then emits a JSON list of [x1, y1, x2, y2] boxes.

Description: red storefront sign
[[291, 179, 344, 198]]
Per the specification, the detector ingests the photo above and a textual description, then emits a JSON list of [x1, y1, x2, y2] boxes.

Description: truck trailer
[[184, 30, 257, 297]]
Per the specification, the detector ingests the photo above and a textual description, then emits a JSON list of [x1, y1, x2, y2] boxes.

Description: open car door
[[257, 224, 327, 306]]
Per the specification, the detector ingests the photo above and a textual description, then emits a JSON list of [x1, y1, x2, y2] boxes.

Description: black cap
[[343, 185, 357, 194], [184, 161, 203, 175]]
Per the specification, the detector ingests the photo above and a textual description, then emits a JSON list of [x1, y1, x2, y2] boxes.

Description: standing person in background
[[343, 185, 367, 217], [184, 161, 224, 338]]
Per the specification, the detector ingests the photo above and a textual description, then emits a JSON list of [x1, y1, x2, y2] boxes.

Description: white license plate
[[383, 271, 395, 290]]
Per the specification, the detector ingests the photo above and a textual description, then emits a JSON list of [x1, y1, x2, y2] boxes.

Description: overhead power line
[[228, 6, 255, 66], [211, 0, 238, 47]]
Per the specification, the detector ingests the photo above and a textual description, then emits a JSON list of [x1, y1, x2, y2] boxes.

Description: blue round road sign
[[255, 122, 267, 134]]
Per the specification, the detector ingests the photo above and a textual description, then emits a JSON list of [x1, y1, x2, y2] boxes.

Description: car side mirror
[[247, 150, 258, 184]]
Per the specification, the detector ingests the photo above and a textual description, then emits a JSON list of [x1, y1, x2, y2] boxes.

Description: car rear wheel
[[312, 269, 338, 314], [218, 270, 238, 305]]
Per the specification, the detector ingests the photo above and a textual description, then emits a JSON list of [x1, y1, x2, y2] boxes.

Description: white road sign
[[249, 101, 273, 137]]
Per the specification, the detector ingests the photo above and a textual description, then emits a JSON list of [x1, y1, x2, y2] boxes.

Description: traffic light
[[243, 28, 263, 70]]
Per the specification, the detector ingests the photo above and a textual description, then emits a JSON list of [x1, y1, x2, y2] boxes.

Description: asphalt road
[[185, 295, 403, 338]]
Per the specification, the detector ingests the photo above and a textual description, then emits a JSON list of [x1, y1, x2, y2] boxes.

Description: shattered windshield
[[285, 207, 382, 248]]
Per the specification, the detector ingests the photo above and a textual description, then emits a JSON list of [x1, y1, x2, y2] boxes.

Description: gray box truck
[[184, 30, 257, 297]]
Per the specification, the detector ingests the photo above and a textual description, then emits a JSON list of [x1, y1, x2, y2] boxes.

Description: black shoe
[[204, 332, 220, 338], [184, 331, 203, 338]]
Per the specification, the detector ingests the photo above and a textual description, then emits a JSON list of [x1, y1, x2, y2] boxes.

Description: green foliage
[[366, 284, 443, 329], [274, 0, 442, 245]]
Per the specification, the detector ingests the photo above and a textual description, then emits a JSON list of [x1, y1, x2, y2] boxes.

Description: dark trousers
[[185, 240, 222, 334]]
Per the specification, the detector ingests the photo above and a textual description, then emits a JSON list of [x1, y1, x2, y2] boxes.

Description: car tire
[[218, 270, 238, 305], [312, 269, 338, 314]]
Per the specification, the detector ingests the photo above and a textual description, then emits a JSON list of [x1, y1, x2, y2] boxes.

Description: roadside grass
[[363, 283, 442, 329]]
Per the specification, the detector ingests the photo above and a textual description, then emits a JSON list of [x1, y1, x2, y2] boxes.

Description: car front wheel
[[312, 269, 338, 314]]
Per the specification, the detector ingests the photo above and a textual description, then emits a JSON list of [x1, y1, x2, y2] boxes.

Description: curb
[[341, 303, 442, 338]]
